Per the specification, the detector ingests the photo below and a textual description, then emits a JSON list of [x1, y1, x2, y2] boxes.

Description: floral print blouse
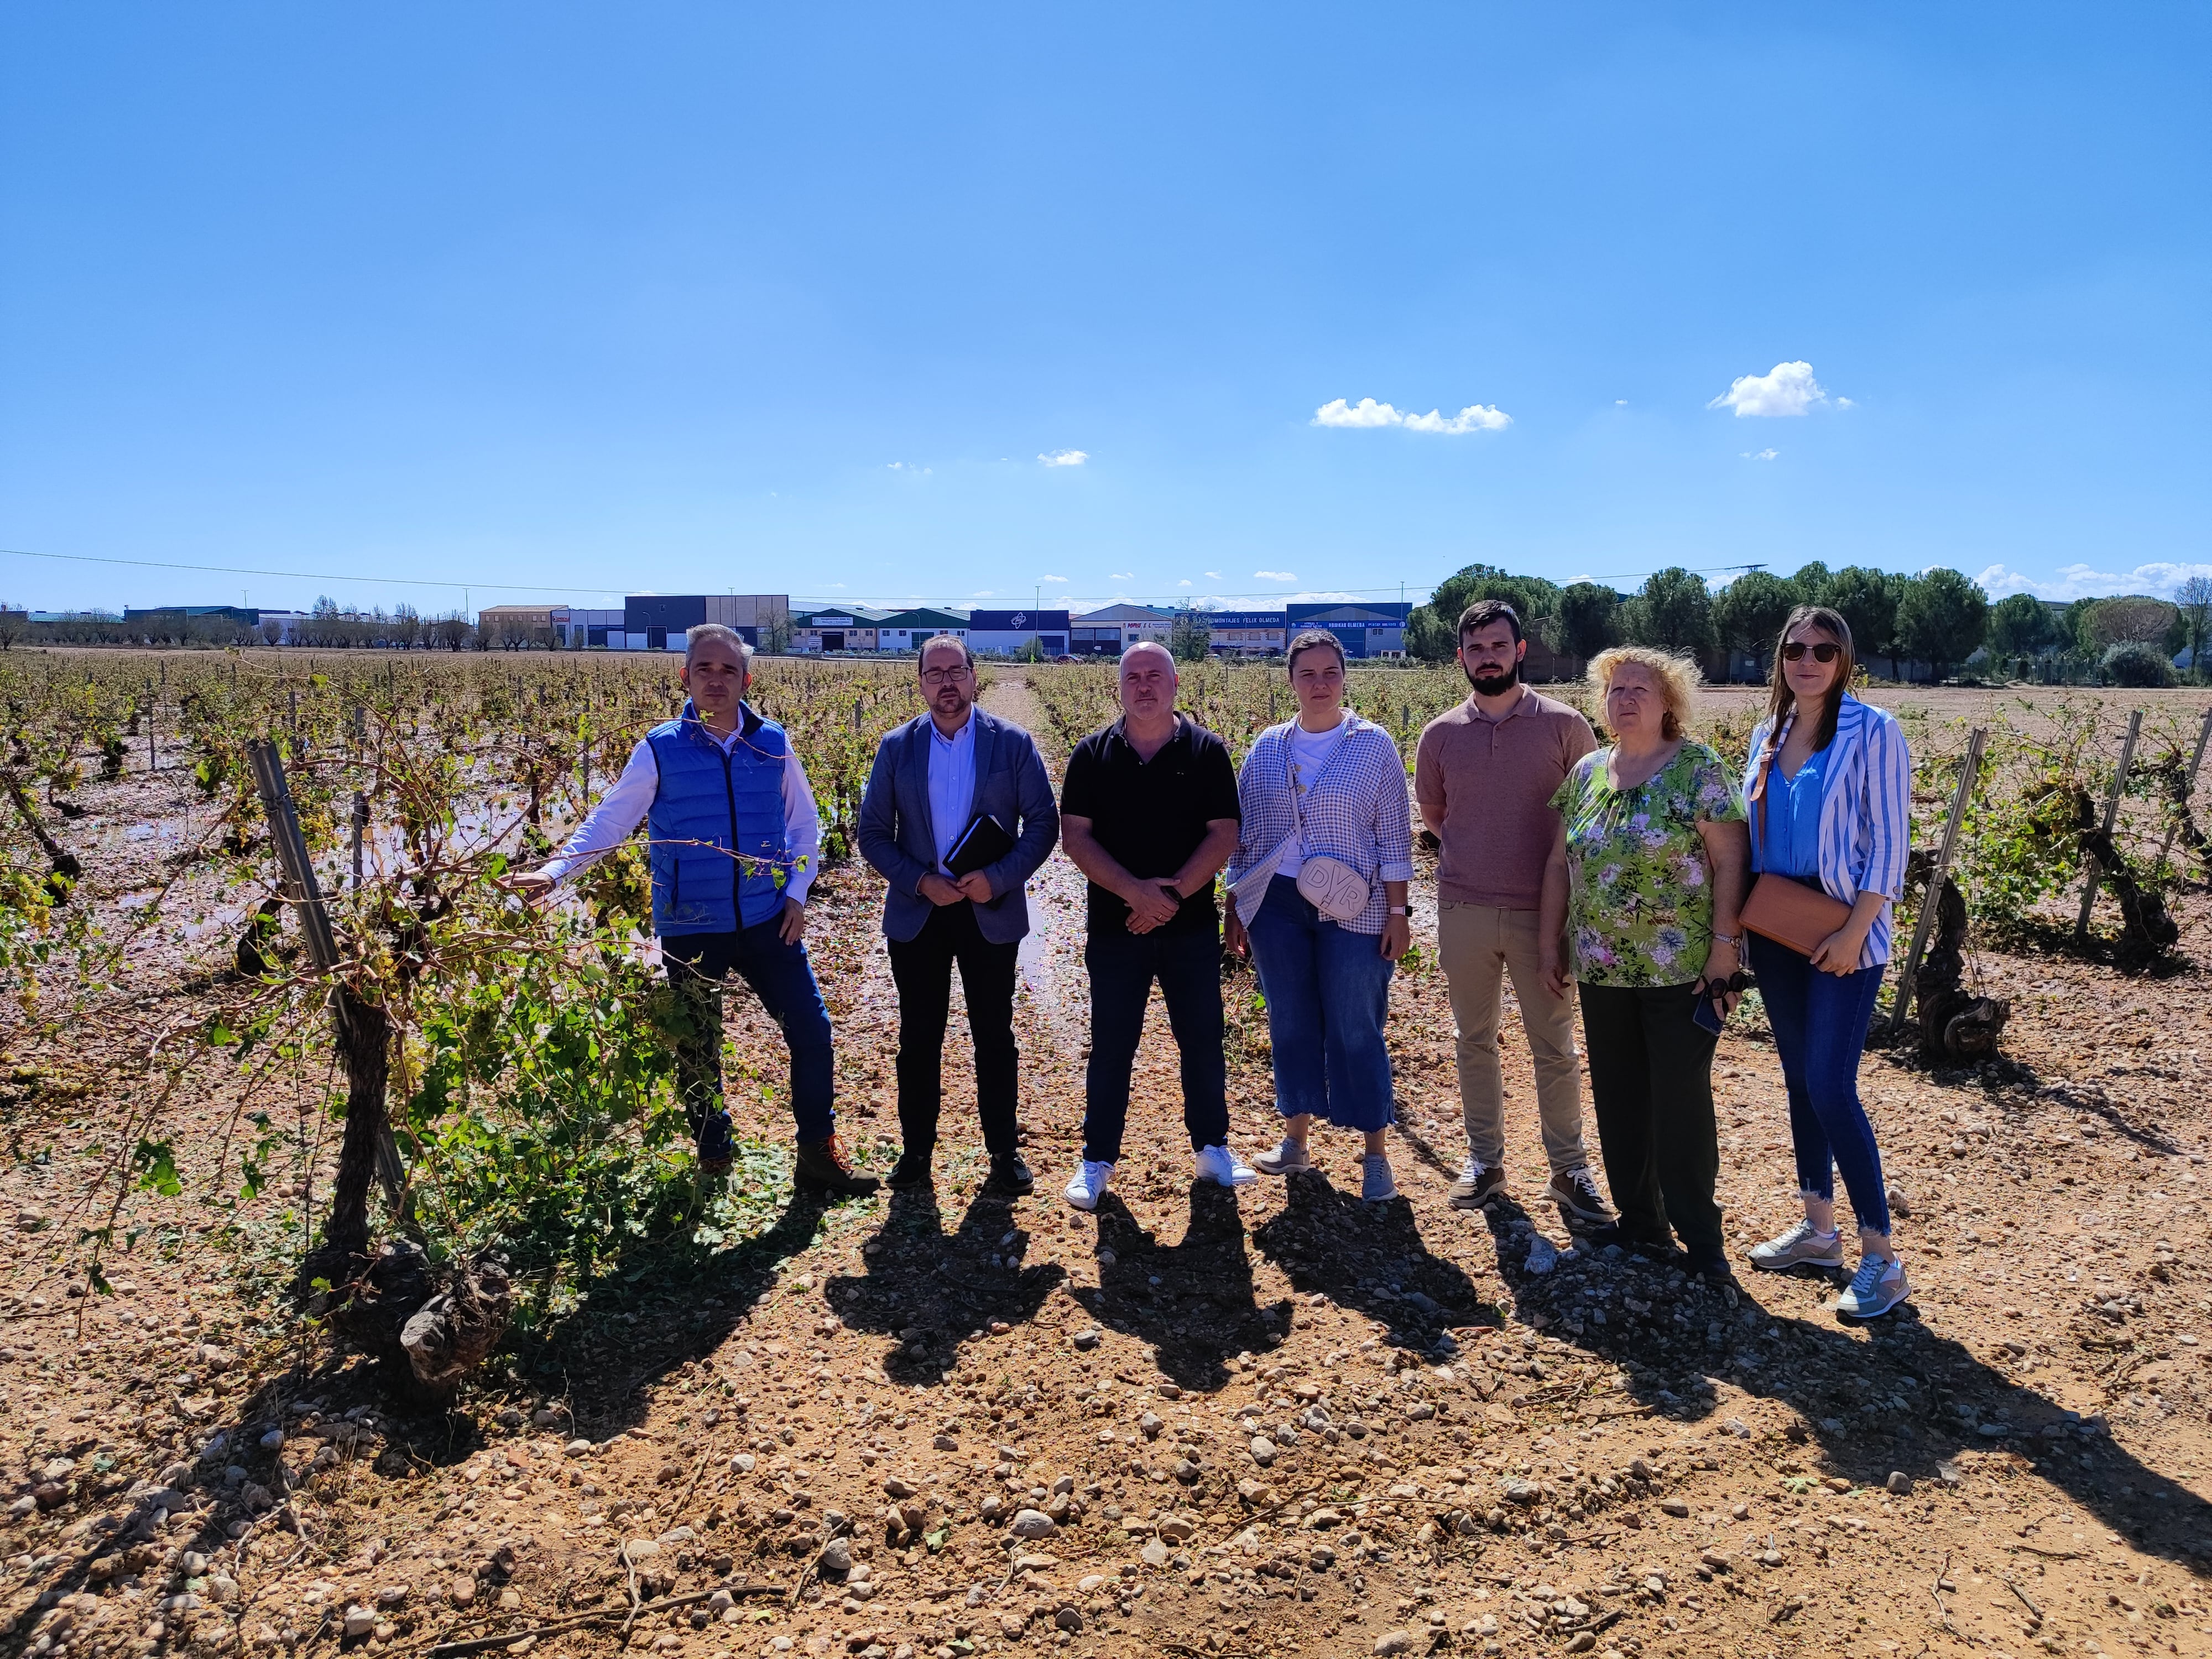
[[1548, 741, 1747, 988]]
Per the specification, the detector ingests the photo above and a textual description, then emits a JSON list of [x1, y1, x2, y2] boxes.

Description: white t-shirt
[[1276, 717, 1348, 881]]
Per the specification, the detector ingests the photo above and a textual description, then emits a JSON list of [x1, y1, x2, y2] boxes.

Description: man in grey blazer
[[858, 634, 1060, 1194]]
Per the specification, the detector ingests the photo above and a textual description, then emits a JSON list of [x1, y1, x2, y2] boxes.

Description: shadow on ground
[[1065, 1182, 1285, 1392], [1473, 1205, 2212, 1572], [823, 1182, 1065, 1386], [1251, 1167, 1501, 1354]]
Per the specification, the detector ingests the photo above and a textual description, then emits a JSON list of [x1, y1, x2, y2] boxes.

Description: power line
[[2, 541, 1782, 612], [0, 545, 624, 598]]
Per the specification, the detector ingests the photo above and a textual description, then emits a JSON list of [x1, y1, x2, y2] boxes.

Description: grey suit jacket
[[857, 707, 1060, 945]]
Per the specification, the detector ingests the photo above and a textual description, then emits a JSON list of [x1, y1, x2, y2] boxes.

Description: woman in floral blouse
[[1538, 647, 1749, 1280]]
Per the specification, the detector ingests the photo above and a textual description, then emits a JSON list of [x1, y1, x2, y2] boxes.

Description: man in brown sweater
[[1414, 599, 1613, 1230]]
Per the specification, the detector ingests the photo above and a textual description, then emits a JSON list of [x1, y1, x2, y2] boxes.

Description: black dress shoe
[[1686, 1249, 1737, 1285], [794, 1135, 881, 1198], [885, 1149, 935, 1189], [986, 1153, 1035, 1196]]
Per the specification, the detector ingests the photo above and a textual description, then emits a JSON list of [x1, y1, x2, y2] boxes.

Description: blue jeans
[[1082, 928, 1230, 1165], [1247, 875, 1396, 1134], [664, 921, 837, 1142], [1746, 932, 1889, 1236]]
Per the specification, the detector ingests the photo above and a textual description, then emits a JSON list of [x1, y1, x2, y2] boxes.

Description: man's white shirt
[[540, 727, 822, 904]]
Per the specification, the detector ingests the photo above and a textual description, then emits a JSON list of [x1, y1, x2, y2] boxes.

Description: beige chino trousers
[[1437, 900, 1588, 1174]]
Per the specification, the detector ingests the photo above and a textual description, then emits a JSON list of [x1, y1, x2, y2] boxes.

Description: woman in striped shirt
[[1224, 630, 1415, 1203], [1739, 606, 1914, 1318]]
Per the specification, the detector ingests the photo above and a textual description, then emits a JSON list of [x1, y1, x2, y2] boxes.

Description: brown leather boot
[[795, 1134, 881, 1198]]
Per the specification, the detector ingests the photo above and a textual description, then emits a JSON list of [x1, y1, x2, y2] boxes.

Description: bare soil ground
[[5, 680, 2211, 1659]]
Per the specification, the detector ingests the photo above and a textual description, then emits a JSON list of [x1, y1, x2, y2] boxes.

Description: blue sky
[[3, 4, 2206, 616]]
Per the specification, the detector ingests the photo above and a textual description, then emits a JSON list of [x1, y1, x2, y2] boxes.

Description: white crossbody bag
[[1230, 720, 1371, 926]]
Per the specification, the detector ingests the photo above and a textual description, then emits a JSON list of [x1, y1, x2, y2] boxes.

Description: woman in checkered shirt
[[1224, 630, 1416, 1203]]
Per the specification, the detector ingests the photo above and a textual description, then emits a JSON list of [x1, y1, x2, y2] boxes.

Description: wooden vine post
[[1887, 727, 1987, 1041], [2155, 706, 2212, 868], [246, 738, 404, 1266], [350, 705, 368, 891], [2075, 708, 2143, 942]]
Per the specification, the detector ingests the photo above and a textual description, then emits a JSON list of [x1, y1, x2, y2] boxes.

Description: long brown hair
[[1748, 605, 1854, 801]]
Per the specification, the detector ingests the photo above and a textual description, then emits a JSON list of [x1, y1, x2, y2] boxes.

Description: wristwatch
[[1712, 931, 1742, 947], [1387, 905, 1409, 916], [1160, 883, 1184, 905]]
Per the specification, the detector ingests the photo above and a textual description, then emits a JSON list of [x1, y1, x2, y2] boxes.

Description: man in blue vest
[[857, 634, 1059, 1195], [513, 623, 878, 1198]]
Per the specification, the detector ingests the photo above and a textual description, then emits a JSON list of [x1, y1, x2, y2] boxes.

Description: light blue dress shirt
[[927, 713, 977, 872]]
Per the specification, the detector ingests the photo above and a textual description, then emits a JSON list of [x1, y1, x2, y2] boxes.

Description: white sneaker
[[1360, 1154, 1399, 1203], [1747, 1218, 1845, 1272], [1833, 1253, 1911, 1318], [1196, 1145, 1257, 1187], [1251, 1137, 1313, 1177], [1063, 1160, 1114, 1212]]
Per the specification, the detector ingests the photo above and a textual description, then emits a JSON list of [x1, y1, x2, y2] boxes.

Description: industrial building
[[874, 608, 972, 651], [966, 609, 1070, 656], [614, 594, 790, 651], [1286, 601, 1411, 658], [789, 607, 891, 653], [1069, 603, 1173, 656]]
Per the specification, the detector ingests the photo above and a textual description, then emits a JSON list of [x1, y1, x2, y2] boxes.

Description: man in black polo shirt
[[1057, 641, 1249, 1210]]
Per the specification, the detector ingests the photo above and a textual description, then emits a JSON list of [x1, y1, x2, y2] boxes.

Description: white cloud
[[1709, 361, 1833, 418], [1742, 448, 1779, 461], [886, 461, 932, 474], [1040, 575, 1068, 583], [972, 590, 994, 597], [1178, 579, 1193, 587], [1974, 561, 2212, 601], [1283, 590, 1363, 604], [1038, 450, 1088, 467], [1312, 397, 1511, 433], [1109, 571, 1134, 580], [1205, 571, 1222, 580], [1254, 570, 1297, 581]]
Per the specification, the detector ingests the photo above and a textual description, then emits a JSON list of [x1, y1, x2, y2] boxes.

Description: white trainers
[[1063, 1160, 1114, 1212], [1747, 1218, 1845, 1271], [1360, 1154, 1399, 1203], [1251, 1137, 1312, 1177], [1833, 1253, 1911, 1318], [1195, 1145, 1257, 1187]]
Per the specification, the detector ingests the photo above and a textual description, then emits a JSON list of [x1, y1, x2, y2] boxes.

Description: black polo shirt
[[1060, 714, 1241, 937]]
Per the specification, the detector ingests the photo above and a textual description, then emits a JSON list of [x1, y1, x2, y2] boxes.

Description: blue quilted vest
[[645, 701, 791, 936]]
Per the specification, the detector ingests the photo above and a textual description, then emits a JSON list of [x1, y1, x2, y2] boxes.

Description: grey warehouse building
[[618, 594, 790, 651]]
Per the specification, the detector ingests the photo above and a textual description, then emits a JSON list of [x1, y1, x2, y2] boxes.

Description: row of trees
[[281, 598, 477, 650], [1, 599, 485, 651], [1406, 563, 2207, 685]]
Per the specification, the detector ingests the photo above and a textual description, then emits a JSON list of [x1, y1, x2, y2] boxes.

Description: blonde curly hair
[[1587, 646, 1703, 741]]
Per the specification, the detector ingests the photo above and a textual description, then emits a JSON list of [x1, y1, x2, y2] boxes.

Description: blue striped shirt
[[1742, 693, 1913, 968], [1227, 714, 1414, 935]]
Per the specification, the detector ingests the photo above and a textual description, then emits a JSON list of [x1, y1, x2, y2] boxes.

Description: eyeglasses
[[920, 667, 971, 685], [1781, 641, 1841, 664]]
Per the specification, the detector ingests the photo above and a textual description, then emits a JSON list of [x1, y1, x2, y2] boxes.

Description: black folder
[[946, 814, 1017, 877]]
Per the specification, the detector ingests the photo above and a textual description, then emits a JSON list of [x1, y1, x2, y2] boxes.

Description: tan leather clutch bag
[[1741, 873, 1851, 957]]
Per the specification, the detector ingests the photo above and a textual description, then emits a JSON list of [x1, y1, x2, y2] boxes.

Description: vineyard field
[[1, 648, 2209, 1659]]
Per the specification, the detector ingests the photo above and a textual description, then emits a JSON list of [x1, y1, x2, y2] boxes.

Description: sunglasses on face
[[1782, 641, 1841, 664]]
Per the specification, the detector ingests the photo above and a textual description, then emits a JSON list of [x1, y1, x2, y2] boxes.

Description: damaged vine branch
[[244, 737, 512, 1404]]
